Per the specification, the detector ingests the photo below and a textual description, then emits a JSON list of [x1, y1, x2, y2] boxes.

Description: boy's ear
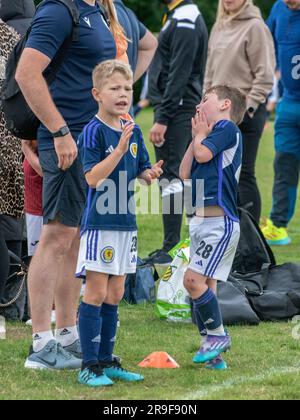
[[92, 87, 102, 102], [220, 99, 231, 111]]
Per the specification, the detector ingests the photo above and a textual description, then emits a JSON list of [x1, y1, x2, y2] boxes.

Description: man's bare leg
[[25, 221, 82, 370], [54, 232, 82, 352], [55, 231, 82, 329]]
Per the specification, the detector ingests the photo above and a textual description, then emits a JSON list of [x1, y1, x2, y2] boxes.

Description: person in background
[[134, 73, 150, 117], [262, 0, 300, 246], [22, 140, 43, 259], [102, 1, 157, 119], [0, 0, 35, 35], [101, 0, 129, 64], [204, 0, 275, 224], [22, 140, 58, 326], [147, 0, 208, 265], [0, 0, 35, 312], [114, 0, 157, 83]]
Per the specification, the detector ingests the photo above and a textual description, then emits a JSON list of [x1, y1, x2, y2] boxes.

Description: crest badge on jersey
[[100, 247, 115, 263], [130, 143, 138, 159]]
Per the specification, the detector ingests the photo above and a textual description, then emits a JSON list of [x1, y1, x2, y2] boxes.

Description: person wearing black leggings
[[238, 103, 267, 222]]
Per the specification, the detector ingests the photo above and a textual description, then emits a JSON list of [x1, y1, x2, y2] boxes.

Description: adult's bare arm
[[134, 30, 157, 83], [15, 48, 77, 170]]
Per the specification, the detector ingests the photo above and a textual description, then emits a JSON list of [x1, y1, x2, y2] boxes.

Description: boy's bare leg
[[84, 271, 109, 306], [105, 275, 126, 305]]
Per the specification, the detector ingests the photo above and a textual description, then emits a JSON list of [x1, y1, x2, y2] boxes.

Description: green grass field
[[1, 109, 300, 400]]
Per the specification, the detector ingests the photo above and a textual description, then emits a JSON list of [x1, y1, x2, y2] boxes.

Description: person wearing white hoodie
[[204, 0, 275, 223]]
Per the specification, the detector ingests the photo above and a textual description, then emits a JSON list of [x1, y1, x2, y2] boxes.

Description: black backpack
[[232, 208, 276, 273], [0, 0, 109, 140]]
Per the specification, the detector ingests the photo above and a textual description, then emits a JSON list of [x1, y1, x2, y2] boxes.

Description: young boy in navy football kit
[[76, 60, 163, 387], [180, 85, 246, 370]]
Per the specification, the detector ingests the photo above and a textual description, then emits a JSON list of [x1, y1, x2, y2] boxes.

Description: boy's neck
[[97, 109, 122, 130], [214, 113, 232, 125]]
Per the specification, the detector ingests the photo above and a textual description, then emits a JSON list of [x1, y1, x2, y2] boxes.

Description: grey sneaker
[[24, 340, 82, 370], [63, 339, 82, 360]]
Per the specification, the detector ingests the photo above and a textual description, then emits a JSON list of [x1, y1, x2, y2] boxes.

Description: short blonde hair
[[92, 60, 133, 89]]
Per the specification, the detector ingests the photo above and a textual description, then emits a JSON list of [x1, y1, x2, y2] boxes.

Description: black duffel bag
[[217, 276, 260, 325], [231, 263, 300, 321]]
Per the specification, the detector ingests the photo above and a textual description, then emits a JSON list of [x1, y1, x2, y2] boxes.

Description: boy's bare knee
[[105, 287, 124, 305], [184, 270, 207, 294], [184, 271, 197, 292], [84, 292, 106, 307]]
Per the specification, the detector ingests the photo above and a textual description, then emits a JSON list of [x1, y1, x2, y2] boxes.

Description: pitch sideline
[[183, 364, 300, 400]]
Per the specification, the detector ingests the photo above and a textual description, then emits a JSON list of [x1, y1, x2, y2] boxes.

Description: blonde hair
[[216, 0, 250, 25], [101, 0, 129, 43], [92, 59, 133, 89]]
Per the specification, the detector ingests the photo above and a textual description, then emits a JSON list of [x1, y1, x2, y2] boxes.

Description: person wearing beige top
[[204, 0, 275, 223]]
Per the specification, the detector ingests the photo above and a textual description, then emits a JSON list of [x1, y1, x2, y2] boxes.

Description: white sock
[[55, 326, 79, 347], [207, 325, 225, 336], [32, 331, 54, 353]]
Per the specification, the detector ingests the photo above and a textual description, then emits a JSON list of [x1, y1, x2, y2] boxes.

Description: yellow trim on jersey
[[162, 0, 185, 26]]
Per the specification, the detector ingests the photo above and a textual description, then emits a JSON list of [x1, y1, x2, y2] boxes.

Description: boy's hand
[[149, 160, 164, 180], [117, 123, 134, 155], [141, 160, 164, 184], [192, 111, 214, 140]]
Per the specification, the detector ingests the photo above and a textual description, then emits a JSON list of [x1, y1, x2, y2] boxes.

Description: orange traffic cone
[[138, 352, 180, 369]]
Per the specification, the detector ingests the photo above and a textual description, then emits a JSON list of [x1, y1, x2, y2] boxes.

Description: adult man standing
[[263, 0, 300, 245], [16, 0, 117, 370], [114, 0, 157, 82], [147, 0, 208, 263]]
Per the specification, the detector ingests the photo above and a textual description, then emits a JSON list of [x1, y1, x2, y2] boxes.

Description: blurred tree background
[[34, 0, 276, 31]]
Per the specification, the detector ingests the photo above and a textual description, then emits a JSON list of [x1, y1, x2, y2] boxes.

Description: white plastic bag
[[156, 247, 191, 322]]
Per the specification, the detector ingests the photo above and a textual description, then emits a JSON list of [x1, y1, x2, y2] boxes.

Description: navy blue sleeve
[[79, 127, 104, 174], [136, 127, 151, 175], [201, 121, 237, 157], [25, 2, 73, 60]]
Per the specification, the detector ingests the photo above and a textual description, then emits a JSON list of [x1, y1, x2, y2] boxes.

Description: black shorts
[[39, 149, 86, 227]]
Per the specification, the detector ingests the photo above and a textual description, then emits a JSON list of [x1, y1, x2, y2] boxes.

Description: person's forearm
[[86, 149, 124, 188], [193, 135, 212, 163], [134, 49, 155, 83], [134, 31, 157, 83], [16, 71, 66, 133]]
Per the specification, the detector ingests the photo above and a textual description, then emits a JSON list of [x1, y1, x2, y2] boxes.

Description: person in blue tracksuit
[[263, 0, 300, 245]]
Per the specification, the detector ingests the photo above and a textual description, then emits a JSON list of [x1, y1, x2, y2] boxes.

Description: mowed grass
[[0, 109, 300, 400]]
